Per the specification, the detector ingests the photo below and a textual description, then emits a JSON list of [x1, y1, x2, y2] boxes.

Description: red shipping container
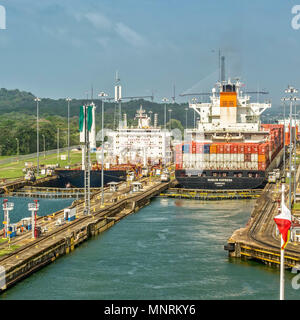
[[238, 144, 244, 153], [224, 145, 231, 153], [258, 144, 266, 155], [230, 144, 238, 153], [196, 143, 203, 153], [244, 144, 252, 154], [245, 154, 251, 162], [175, 144, 182, 152], [217, 144, 224, 153], [192, 142, 196, 154], [251, 144, 258, 153]]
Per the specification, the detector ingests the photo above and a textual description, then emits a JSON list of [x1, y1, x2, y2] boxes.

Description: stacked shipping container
[[175, 125, 283, 172]]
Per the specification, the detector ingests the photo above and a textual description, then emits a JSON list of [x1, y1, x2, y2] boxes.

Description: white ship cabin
[[186, 79, 271, 143], [108, 105, 172, 165]]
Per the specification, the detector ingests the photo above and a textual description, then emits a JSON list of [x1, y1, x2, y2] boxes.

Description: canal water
[[0, 197, 75, 225], [1, 197, 300, 300]]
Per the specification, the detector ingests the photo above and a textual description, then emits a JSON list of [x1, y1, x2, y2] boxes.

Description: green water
[[1, 197, 300, 300]]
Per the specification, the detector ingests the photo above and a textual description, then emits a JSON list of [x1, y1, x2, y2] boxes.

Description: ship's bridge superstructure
[[107, 105, 172, 166], [189, 79, 271, 134]]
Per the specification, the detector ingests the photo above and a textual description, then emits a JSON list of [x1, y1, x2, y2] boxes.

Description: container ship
[[175, 78, 284, 189]]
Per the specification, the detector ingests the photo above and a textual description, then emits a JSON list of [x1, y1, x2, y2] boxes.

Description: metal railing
[[0, 145, 81, 165]]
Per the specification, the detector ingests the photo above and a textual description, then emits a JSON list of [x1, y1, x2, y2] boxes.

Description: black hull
[[175, 170, 266, 190], [51, 170, 127, 188]]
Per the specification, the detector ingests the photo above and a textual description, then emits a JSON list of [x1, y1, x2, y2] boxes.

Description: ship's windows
[[238, 173, 242, 178], [248, 173, 253, 178], [213, 172, 218, 177], [222, 172, 227, 177]]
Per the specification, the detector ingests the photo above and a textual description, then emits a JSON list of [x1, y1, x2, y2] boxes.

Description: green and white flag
[[79, 106, 84, 132], [79, 105, 93, 132], [87, 106, 93, 132]]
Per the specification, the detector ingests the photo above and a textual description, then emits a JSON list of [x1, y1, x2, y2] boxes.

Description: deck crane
[[107, 72, 155, 129]]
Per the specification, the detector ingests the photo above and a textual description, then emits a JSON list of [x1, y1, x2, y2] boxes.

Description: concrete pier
[[225, 181, 300, 269]]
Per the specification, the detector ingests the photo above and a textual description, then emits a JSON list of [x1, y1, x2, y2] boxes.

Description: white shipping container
[[227, 162, 234, 170], [251, 154, 258, 162], [217, 154, 224, 162], [231, 162, 238, 169], [224, 154, 231, 161], [237, 154, 244, 162], [218, 162, 225, 170], [210, 161, 217, 170], [195, 162, 204, 170], [253, 163, 258, 170], [230, 154, 237, 162], [196, 154, 204, 161], [210, 154, 217, 162], [204, 161, 210, 168], [224, 161, 231, 170], [204, 154, 210, 162], [244, 162, 252, 169], [238, 162, 245, 169]]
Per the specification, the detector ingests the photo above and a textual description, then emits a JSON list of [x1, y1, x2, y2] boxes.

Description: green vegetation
[[293, 203, 300, 210], [0, 150, 96, 179], [0, 88, 189, 156], [0, 244, 20, 257]]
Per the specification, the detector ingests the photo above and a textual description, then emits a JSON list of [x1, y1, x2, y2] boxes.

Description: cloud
[[75, 11, 148, 48], [83, 12, 112, 30], [114, 22, 147, 47]]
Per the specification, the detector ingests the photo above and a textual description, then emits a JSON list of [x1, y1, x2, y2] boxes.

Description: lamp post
[[149, 110, 153, 125], [34, 97, 41, 176], [294, 100, 297, 198], [15, 138, 19, 163], [98, 92, 109, 207], [42, 134, 46, 158], [66, 98, 72, 164], [57, 127, 60, 161], [185, 107, 188, 129], [282, 100, 286, 174], [191, 98, 197, 129], [162, 98, 169, 167], [162, 98, 168, 130], [168, 109, 172, 130], [281, 86, 300, 212]]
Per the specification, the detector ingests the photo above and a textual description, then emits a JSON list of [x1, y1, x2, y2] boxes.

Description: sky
[[0, 0, 299, 106]]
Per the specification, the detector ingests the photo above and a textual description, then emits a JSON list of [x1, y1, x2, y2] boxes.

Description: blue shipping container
[[183, 144, 190, 153], [204, 144, 210, 154]]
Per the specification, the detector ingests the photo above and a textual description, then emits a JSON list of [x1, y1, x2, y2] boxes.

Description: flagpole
[[280, 183, 285, 300]]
